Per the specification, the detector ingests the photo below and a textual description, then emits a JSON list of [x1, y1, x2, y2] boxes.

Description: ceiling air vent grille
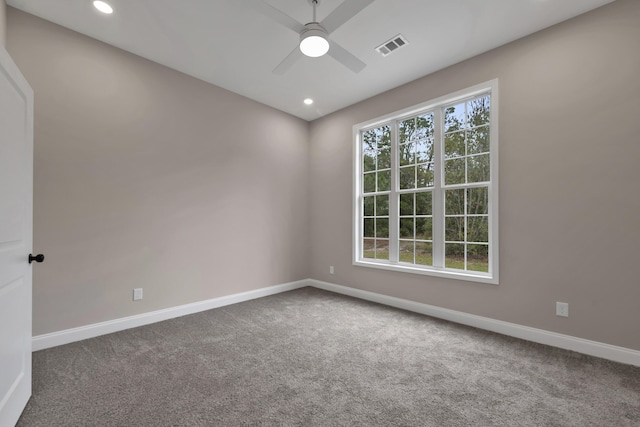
[[375, 34, 409, 57]]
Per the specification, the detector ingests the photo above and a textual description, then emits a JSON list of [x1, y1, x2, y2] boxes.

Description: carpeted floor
[[17, 287, 640, 426]]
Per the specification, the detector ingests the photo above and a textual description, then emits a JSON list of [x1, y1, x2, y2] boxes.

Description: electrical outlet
[[329, 266, 334, 274], [133, 288, 143, 301], [556, 302, 569, 317]]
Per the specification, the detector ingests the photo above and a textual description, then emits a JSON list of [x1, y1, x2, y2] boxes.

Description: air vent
[[375, 34, 409, 57]]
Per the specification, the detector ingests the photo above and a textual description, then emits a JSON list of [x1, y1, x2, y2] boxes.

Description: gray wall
[[1, 1, 6, 47], [7, 8, 310, 335], [309, 0, 640, 351], [7, 1, 640, 352]]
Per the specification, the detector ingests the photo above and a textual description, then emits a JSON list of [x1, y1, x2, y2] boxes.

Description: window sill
[[353, 259, 498, 285]]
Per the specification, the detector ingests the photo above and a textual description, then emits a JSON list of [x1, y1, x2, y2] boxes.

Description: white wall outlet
[[556, 302, 569, 317], [329, 266, 334, 274], [133, 288, 143, 301]]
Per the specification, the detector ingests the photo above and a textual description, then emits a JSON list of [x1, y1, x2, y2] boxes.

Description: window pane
[[468, 154, 490, 183], [467, 95, 490, 128], [362, 129, 377, 144], [416, 113, 434, 138], [399, 240, 414, 263], [364, 173, 376, 193], [377, 170, 391, 192], [400, 193, 414, 216], [416, 192, 432, 215], [380, 126, 391, 144], [399, 142, 415, 166], [445, 131, 465, 159], [467, 187, 488, 215], [416, 242, 432, 266], [376, 195, 389, 216], [468, 216, 489, 243], [416, 138, 434, 163], [445, 243, 465, 269], [399, 166, 415, 189], [376, 240, 389, 260], [378, 145, 391, 169], [399, 118, 416, 144], [467, 244, 489, 272], [417, 164, 434, 188], [363, 153, 376, 172], [445, 189, 465, 215], [444, 158, 465, 185], [445, 103, 466, 133], [400, 218, 414, 238], [363, 238, 375, 258], [362, 125, 391, 173], [467, 126, 490, 155], [363, 196, 374, 216], [363, 134, 377, 172], [416, 217, 432, 240], [445, 217, 464, 242], [376, 218, 389, 238], [363, 218, 375, 238]]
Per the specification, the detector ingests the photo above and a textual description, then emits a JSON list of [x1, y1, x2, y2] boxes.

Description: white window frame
[[353, 80, 499, 285]]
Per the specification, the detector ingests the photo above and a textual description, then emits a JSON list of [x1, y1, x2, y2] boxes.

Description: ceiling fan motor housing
[[299, 23, 330, 57]]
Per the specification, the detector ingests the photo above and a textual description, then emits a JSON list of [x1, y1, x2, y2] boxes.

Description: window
[[353, 80, 498, 284]]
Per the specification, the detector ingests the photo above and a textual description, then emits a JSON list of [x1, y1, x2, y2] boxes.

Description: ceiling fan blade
[[246, 0, 305, 33], [328, 40, 366, 73], [320, 0, 375, 34], [273, 46, 304, 75]]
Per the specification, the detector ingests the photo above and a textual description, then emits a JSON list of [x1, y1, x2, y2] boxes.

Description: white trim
[[388, 121, 399, 263], [352, 80, 498, 137], [352, 258, 496, 284], [352, 80, 499, 284], [33, 278, 640, 367], [32, 280, 309, 351], [308, 279, 640, 367], [352, 125, 361, 266], [489, 82, 499, 282]]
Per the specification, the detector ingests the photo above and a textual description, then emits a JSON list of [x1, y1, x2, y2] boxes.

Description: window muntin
[[442, 95, 491, 273], [362, 125, 391, 260], [398, 113, 435, 189], [398, 191, 433, 266], [354, 81, 498, 284], [444, 187, 489, 272], [397, 113, 435, 267], [443, 96, 491, 186]]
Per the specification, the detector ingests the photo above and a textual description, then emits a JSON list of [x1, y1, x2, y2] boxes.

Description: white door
[[0, 46, 34, 426]]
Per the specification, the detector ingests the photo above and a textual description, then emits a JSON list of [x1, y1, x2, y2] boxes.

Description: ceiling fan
[[249, 0, 374, 74]]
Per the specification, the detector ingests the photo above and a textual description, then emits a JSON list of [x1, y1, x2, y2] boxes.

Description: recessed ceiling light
[[304, 98, 314, 105], [93, 1, 113, 14]]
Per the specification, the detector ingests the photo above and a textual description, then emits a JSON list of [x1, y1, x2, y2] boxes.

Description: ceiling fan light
[[299, 25, 330, 57], [93, 0, 113, 14]]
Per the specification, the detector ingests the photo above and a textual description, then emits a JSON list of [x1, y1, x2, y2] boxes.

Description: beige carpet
[[17, 287, 640, 426]]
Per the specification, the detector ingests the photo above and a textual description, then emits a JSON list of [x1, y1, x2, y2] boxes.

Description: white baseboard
[[32, 279, 309, 351], [33, 278, 640, 367], [308, 279, 640, 367]]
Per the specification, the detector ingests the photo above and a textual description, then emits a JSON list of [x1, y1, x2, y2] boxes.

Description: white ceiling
[[7, 0, 615, 121]]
